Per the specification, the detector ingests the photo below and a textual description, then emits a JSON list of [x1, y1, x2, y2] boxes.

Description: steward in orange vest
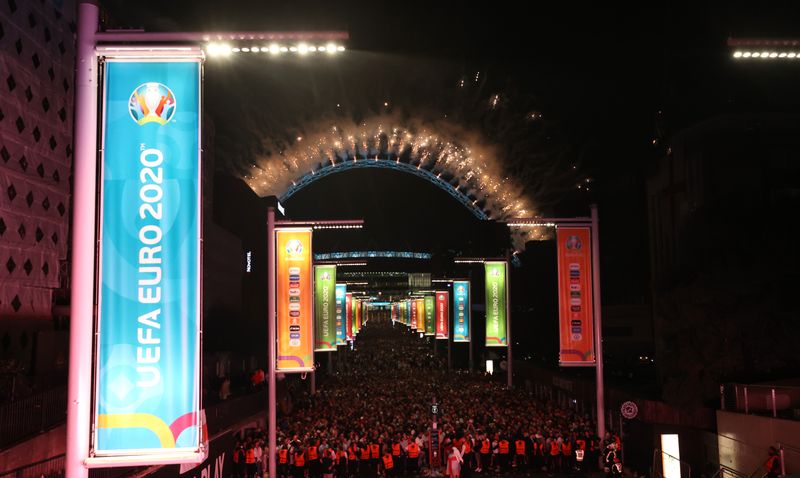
[[406, 442, 420, 474], [293, 451, 306, 478], [382, 453, 395, 478], [498, 439, 511, 472]]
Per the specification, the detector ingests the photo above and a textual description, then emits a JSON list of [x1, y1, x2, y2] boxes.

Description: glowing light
[[289, 46, 298, 52], [733, 51, 742, 58], [769, 52, 778, 58], [232, 47, 241, 53], [790, 52, 797, 58], [742, 51, 752, 58], [269, 44, 281, 54], [298, 43, 310, 55], [337, 45, 345, 52], [326, 43, 337, 54], [779, 52, 788, 58], [280, 46, 289, 52], [241, 47, 251, 52]]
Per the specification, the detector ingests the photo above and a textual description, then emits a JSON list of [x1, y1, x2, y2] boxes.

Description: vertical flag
[[411, 298, 419, 330], [435, 291, 449, 339], [424, 295, 436, 336], [484, 261, 508, 347], [345, 293, 353, 341], [335, 284, 347, 345], [452, 281, 471, 342], [314, 265, 337, 352], [275, 228, 314, 371], [557, 227, 596, 366], [95, 58, 202, 458]]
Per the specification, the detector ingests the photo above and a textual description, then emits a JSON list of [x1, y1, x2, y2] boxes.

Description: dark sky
[[101, 0, 800, 304]]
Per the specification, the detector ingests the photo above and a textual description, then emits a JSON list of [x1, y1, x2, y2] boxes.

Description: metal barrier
[[721, 383, 800, 420], [652, 449, 691, 478], [0, 386, 67, 449]]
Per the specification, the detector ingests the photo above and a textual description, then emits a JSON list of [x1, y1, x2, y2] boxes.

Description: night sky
[[101, 0, 800, 306]]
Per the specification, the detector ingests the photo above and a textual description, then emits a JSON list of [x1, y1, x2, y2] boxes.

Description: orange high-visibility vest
[[246, 449, 256, 464], [550, 442, 560, 456], [361, 447, 371, 460], [348, 447, 358, 461], [562, 442, 572, 456], [383, 454, 394, 470], [338, 450, 348, 462], [295, 452, 305, 467], [279, 449, 289, 464], [392, 444, 401, 456], [499, 440, 510, 454], [370, 444, 380, 459], [463, 440, 472, 454], [480, 440, 490, 454], [515, 440, 525, 455], [308, 446, 318, 461], [407, 443, 420, 458]]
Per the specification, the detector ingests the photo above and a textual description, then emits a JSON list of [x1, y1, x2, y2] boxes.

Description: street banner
[[557, 227, 596, 366], [335, 284, 347, 345], [452, 281, 471, 342], [424, 295, 435, 336], [410, 298, 418, 330], [484, 261, 508, 347], [275, 228, 314, 372], [435, 291, 449, 339], [94, 58, 202, 459], [314, 265, 337, 351], [345, 293, 353, 341]]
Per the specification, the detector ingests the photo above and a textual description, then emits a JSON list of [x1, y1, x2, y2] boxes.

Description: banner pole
[[66, 3, 98, 477], [505, 259, 512, 390], [591, 204, 605, 439], [267, 207, 277, 478]]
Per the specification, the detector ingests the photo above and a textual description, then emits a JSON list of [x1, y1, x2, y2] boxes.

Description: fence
[[721, 383, 800, 420], [0, 386, 67, 449]]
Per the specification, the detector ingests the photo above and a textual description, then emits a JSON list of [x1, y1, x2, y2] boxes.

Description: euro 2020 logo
[[566, 235, 583, 250], [286, 239, 304, 255], [129, 82, 176, 125]]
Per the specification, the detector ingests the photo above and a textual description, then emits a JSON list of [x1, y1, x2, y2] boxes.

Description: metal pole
[[66, 3, 98, 478], [267, 207, 277, 478], [591, 204, 605, 439], [779, 446, 786, 478], [744, 387, 749, 414], [771, 388, 777, 418], [720, 384, 725, 410], [506, 259, 512, 389]]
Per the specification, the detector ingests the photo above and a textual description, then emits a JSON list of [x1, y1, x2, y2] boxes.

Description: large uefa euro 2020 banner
[[314, 265, 337, 352], [556, 227, 596, 366], [95, 59, 202, 458], [275, 228, 314, 372], [452, 281, 470, 342], [484, 261, 508, 347]]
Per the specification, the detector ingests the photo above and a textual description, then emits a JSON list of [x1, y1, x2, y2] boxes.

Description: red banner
[[435, 291, 449, 339], [345, 293, 353, 341], [556, 227, 595, 366]]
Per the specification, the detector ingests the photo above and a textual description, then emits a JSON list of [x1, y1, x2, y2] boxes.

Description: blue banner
[[95, 59, 201, 456], [335, 284, 347, 345], [453, 281, 471, 342]]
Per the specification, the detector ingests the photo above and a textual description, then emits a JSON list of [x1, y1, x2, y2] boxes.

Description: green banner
[[424, 295, 436, 336], [485, 261, 508, 347], [314, 265, 337, 351]]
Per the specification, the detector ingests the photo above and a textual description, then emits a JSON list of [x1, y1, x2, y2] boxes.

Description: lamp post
[[67, 3, 347, 477], [505, 204, 605, 439], [266, 210, 364, 478]]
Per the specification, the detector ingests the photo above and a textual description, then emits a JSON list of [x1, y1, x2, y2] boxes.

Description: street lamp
[[727, 38, 800, 60]]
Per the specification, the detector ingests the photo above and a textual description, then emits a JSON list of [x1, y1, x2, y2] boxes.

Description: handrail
[[778, 442, 800, 477]]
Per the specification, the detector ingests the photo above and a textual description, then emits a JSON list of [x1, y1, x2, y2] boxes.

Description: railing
[[0, 386, 68, 449], [721, 383, 800, 420], [0, 389, 267, 478], [709, 463, 764, 478], [778, 442, 800, 477], [652, 449, 691, 478]]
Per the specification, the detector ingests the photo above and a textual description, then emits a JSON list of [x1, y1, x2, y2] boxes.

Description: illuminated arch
[[245, 117, 536, 224], [281, 156, 488, 220]]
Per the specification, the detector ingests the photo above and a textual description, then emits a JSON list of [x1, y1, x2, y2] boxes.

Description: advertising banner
[[94, 58, 202, 458], [410, 298, 418, 330], [452, 281, 470, 343], [314, 265, 337, 351], [556, 227, 596, 366], [276, 228, 314, 372], [345, 293, 353, 341], [335, 284, 347, 346], [424, 295, 435, 336], [484, 261, 508, 347], [435, 291, 449, 339]]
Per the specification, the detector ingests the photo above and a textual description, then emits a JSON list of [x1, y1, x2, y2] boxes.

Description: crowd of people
[[233, 314, 623, 478]]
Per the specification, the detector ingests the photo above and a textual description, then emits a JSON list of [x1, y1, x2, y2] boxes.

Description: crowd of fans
[[233, 314, 622, 478]]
